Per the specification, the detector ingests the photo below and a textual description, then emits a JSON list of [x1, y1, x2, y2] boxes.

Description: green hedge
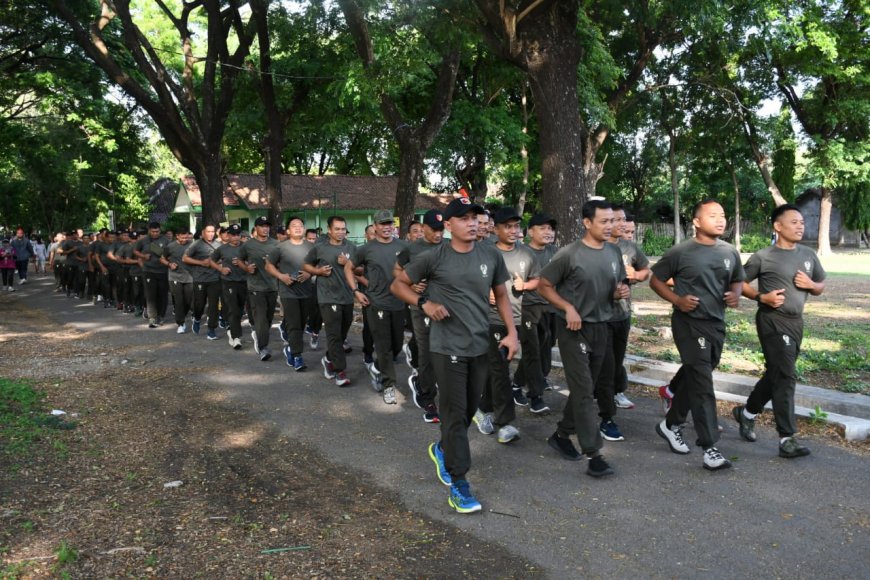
[[642, 231, 674, 256]]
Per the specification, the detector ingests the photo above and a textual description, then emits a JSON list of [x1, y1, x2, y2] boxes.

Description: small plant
[[20, 521, 34, 532], [808, 405, 829, 425], [0, 378, 47, 454], [641, 231, 674, 256], [144, 554, 158, 567], [54, 541, 78, 565]]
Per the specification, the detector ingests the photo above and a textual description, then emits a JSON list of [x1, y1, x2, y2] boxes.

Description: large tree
[[50, 0, 256, 226]]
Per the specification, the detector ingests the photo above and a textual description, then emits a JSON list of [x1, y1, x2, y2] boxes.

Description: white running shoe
[[251, 330, 260, 354], [703, 447, 732, 471], [402, 342, 415, 371], [614, 392, 635, 409], [656, 420, 690, 454], [497, 425, 520, 444], [177, 323, 187, 334], [382, 386, 397, 405], [472, 410, 494, 435]]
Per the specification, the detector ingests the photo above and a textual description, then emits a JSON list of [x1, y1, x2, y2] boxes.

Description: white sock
[[780, 437, 790, 444], [743, 409, 757, 420]]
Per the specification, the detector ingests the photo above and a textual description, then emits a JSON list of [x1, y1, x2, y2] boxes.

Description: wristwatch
[[754, 294, 762, 303], [417, 296, 428, 308]]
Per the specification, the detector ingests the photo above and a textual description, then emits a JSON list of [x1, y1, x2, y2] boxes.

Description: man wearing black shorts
[[650, 199, 744, 471], [734, 204, 825, 458], [392, 197, 517, 514]]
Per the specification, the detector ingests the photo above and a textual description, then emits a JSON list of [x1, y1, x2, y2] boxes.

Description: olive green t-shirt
[[63, 240, 89, 269], [210, 243, 247, 282], [266, 240, 314, 299], [238, 237, 279, 292], [94, 240, 117, 270], [651, 238, 745, 321], [521, 244, 558, 307], [540, 240, 626, 324], [183, 238, 220, 283], [404, 242, 510, 357], [304, 241, 357, 305], [743, 244, 825, 317], [488, 243, 540, 326], [611, 238, 650, 322], [134, 235, 170, 274], [163, 241, 193, 283], [397, 238, 444, 306], [355, 238, 408, 311]]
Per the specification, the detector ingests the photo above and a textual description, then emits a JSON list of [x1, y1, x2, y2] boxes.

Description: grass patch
[[0, 377, 48, 454]]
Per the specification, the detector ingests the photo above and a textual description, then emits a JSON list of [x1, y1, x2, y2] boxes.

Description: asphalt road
[[15, 277, 870, 578]]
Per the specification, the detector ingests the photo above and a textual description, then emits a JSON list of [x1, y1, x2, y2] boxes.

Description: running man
[[209, 224, 247, 349], [392, 197, 518, 514], [649, 199, 744, 471], [160, 227, 194, 333], [134, 222, 171, 328], [733, 204, 825, 458], [237, 216, 279, 361], [183, 224, 222, 339], [538, 200, 627, 477]]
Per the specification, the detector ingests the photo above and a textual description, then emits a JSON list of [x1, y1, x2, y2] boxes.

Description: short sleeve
[[743, 252, 761, 283], [634, 246, 650, 270], [729, 248, 746, 283], [403, 249, 434, 285], [651, 247, 677, 282], [491, 250, 510, 287], [303, 245, 317, 266], [811, 253, 826, 282], [540, 251, 570, 286]]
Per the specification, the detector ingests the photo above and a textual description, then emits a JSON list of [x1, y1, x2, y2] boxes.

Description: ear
[[582, 217, 592, 230]]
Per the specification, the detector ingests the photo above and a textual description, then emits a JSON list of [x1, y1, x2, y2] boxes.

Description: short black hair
[[692, 199, 721, 218], [582, 200, 613, 221], [409, 220, 421, 228], [771, 203, 801, 223], [305, 228, 317, 236], [175, 226, 190, 235], [624, 212, 635, 222], [286, 215, 304, 226], [327, 215, 346, 228], [148, 221, 161, 230], [611, 204, 625, 213]]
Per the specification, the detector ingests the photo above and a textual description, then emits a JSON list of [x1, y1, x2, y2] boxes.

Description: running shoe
[[512, 386, 529, 406], [587, 455, 614, 477], [148, 319, 159, 329], [472, 410, 494, 435], [448, 480, 481, 514], [497, 425, 520, 444], [192, 318, 201, 334], [259, 347, 272, 362], [365, 361, 383, 392], [408, 374, 424, 409], [283, 346, 294, 367], [383, 386, 397, 405], [228, 331, 235, 347], [206, 330, 218, 341], [402, 342, 416, 371], [321, 356, 336, 380], [529, 397, 550, 414], [293, 356, 306, 372], [779, 437, 811, 459], [614, 392, 635, 409], [428, 442, 451, 486], [335, 371, 351, 387], [732, 405, 757, 442], [423, 403, 440, 424], [177, 323, 187, 334], [309, 333, 319, 350], [232, 337, 242, 350], [279, 325, 289, 345], [703, 447, 731, 471], [251, 330, 260, 354], [599, 419, 625, 442], [656, 420, 689, 454], [547, 432, 581, 461], [659, 384, 673, 413]]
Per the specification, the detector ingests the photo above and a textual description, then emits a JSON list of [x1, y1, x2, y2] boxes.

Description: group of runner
[[39, 196, 824, 514]]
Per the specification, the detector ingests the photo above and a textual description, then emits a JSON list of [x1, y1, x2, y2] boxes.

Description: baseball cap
[[227, 223, 242, 235], [443, 197, 484, 220], [528, 213, 557, 228], [275, 225, 287, 234], [128, 231, 139, 240], [493, 206, 521, 225], [422, 209, 444, 231], [254, 216, 271, 227], [373, 210, 394, 224]]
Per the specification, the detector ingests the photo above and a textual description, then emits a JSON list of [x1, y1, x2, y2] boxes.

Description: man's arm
[[492, 283, 519, 359], [649, 275, 698, 313], [343, 258, 369, 306], [538, 277, 583, 330], [391, 268, 449, 321]]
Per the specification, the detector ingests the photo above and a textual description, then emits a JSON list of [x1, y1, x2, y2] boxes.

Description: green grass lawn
[[631, 250, 870, 394]]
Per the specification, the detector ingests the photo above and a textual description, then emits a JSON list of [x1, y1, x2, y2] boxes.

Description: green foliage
[[0, 378, 47, 455], [738, 233, 770, 254], [54, 541, 78, 566], [808, 405, 828, 425], [641, 231, 674, 256]]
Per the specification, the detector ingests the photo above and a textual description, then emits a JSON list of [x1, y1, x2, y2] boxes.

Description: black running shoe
[[548, 432, 582, 461], [587, 455, 614, 477]]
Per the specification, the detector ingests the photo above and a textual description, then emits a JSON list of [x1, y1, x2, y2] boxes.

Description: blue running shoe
[[192, 318, 201, 334], [206, 329, 218, 340], [293, 355, 306, 372], [448, 480, 481, 514], [428, 442, 451, 486], [283, 346, 294, 367], [600, 419, 625, 442]]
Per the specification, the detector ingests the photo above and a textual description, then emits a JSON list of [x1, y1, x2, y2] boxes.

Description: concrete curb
[[548, 349, 870, 441]]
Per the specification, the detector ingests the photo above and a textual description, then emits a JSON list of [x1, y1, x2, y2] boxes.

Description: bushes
[[737, 233, 770, 253], [641, 231, 674, 256]]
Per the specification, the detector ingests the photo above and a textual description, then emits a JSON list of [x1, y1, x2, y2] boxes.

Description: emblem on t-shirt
[[450, 355, 458, 363], [424, 317, 430, 327], [804, 261, 812, 273], [783, 334, 791, 346], [480, 264, 488, 278], [377, 310, 384, 320], [579, 343, 587, 354], [724, 258, 731, 270], [519, 261, 526, 273], [494, 332, 501, 341], [525, 320, 532, 329], [331, 304, 337, 312], [611, 262, 618, 275], [698, 337, 707, 350]]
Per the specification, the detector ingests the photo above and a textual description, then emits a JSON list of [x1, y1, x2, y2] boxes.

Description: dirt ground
[[0, 298, 534, 578]]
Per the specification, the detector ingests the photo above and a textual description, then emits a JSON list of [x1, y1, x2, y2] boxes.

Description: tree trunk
[[516, 79, 530, 216], [730, 164, 741, 251], [197, 153, 227, 227], [817, 187, 832, 256], [668, 129, 681, 243], [395, 146, 425, 235], [742, 112, 788, 207]]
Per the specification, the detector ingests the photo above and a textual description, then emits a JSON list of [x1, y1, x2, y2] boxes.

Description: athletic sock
[[743, 409, 757, 420], [780, 437, 790, 444]]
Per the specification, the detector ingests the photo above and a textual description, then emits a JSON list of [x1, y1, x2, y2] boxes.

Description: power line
[[151, 46, 338, 81]]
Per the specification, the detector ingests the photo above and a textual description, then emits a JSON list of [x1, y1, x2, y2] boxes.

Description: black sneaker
[[587, 455, 614, 477], [529, 397, 550, 414], [408, 374, 424, 409], [779, 437, 811, 458], [512, 386, 529, 406], [547, 432, 582, 461], [423, 403, 440, 424], [732, 405, 757, 442]]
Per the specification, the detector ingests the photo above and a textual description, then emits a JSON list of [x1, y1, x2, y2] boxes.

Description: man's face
[[374, 221, 394, 240], [106, 233, 116, 244], [774, 209, 805, 243], [476, 214, 490, 239], [253, 224, 270, 238], [529, 224, 553, 247], [15, 228, 24, 239], [288, 219, 305, 240], [612, 210, 626, 239], [408, 223, 423, 241], [149, 227, 161, 239], [422, 225, 443, 244], [495, 219, 521, 245], [364, 226, 375, 241], [328, 220, 347, 243], [165, 230, 175, 241], [202, 226, 216, 242], [622, 221, 636, 241], [228, 233, 241, 246], [305, 232, 318, 244], [583, 208, 614, 243], [693, 202, 727, 238], [445, 212, 479, 243]]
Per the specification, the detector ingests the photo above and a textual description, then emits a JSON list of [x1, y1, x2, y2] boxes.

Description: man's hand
[[499, 332, 520, 361], [245, 262, 256, 274], [625, 264, 636, 281], [794, 271, 815, 291], [512, 272, 525, 292], [169, 262, 178, 271], [279, 273, 295, 286], [675, 294, 700, 313], [354, 289, 370, 307], [317, 264, 333, 277], [724, 291, 740, 308], [411, 281, 427, 294], [422, 300, 449, 321], [489, 290, 496, 305], [220, 266, 231, 276], [614, 283, 630, 300], [295, 271, 311, 283], [337, 253, 348, 266], [565, 305, 582, 331], [761, 288, 786, 308]]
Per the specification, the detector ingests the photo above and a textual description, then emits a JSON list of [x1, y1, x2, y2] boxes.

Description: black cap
[[254, 216, 271, 227], [275, 225, 287, 234], [493, 206, 521, 225], [422, 209, 444, 231], [528, 213, 557, 229], [128, 231, 139, 239], [443, 197, 485, 220], [227, 223, 242, 235]]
